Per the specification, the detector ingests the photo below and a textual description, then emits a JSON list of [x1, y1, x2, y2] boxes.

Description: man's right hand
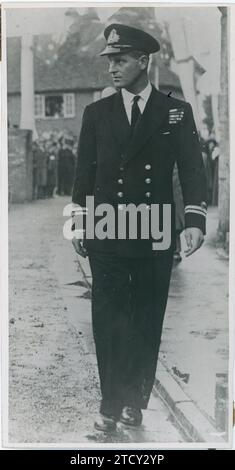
[[72, 237, 87, 258]]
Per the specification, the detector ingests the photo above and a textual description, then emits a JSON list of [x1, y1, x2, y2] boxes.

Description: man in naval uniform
[[72, 24, 207, 432]]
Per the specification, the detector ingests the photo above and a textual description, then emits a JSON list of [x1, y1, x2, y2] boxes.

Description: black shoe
[[94, 413, 117, 432], [119, 407, 143, 427]]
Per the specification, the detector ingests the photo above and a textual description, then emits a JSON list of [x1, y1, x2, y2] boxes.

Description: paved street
[[8, 197, 183, 444], [8, 196, 229, 445], [160, 208, 229, 427]]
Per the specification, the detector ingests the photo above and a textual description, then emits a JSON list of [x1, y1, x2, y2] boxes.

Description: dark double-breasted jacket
[[72, 86, 207, 258]]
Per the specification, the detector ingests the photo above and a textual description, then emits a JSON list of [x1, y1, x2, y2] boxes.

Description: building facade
[[7, 35, 183, 140]]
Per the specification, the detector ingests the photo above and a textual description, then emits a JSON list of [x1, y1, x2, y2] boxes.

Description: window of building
[[34, 93, 75, 119], [45, 95, 63, 118], [64, 94, 75, 117], [34, 95, 45, 118]]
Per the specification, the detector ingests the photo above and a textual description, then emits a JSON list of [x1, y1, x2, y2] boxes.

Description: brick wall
[[8, 90, 94, 138], [8, 129, 33, 203]]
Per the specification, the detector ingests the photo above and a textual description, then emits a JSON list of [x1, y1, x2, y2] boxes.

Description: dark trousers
[[88, 251, 173, 417], [58, 171, 73, 196]]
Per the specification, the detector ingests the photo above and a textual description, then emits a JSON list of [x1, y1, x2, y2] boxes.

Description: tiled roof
[[7, 34, 181, 93], [7, 36, 112, 93]]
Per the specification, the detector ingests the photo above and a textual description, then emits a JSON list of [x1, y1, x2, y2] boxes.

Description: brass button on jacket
[[72, 87, 207, 252]]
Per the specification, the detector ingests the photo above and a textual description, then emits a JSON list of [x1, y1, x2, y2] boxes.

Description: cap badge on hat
[[107, 29, 120, 44]]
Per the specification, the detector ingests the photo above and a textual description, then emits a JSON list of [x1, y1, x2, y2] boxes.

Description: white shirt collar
[[121, 82, 152, 105]]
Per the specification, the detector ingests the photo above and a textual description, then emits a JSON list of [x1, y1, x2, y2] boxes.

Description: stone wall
[[8, 129, 33, 203]]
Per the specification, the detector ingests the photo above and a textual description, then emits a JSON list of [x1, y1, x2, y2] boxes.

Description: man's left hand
[[184, 227, 204, 257]]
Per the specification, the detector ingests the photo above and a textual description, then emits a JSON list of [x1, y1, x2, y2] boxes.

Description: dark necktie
[[131, 95, 141, 133]]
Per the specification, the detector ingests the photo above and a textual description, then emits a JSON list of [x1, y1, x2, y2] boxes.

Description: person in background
[[36, 140, 47, 199], [209, 139, 219, 206], [58, 137, 75, 196], [47, 142, 58, 198], [201, 137, 213, 206]]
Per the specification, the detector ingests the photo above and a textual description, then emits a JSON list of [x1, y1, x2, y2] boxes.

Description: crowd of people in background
[[30, 126, 219, 264], [201, 134, 219, 207], [32, 131, 77, 200]]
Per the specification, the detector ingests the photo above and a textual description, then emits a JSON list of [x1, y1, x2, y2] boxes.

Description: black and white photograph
[[1, 2, 232, 448]]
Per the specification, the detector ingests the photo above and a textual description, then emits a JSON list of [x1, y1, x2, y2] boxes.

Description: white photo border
[[1, 0, 234, 449]]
